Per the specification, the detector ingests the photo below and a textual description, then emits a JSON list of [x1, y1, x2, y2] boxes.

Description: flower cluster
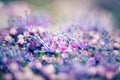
[[0, 15, 120, 80]]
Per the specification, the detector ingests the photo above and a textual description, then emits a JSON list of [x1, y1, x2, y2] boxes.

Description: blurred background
[[0, 0, 120, 31]]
